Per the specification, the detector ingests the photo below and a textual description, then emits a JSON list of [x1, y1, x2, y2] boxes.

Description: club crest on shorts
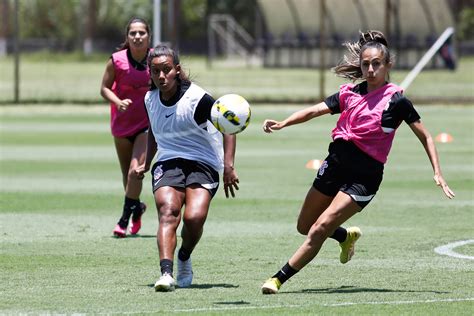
[[153, 165, 164, 185], [318, 160, 328, 176]]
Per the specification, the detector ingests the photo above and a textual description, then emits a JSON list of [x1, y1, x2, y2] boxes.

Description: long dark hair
[[333, 30, 394, 81], [116, 17, 151, 51], [147, 44, 191, 90]]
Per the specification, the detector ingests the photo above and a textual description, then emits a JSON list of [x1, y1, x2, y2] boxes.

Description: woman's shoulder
[[145, 89, 159, 102], [385, 82, 403, 93], [340, 83, 356, 91], [112, 49, 127, 58], [111, 49, 128, 68], [187, 82, 211, 97]]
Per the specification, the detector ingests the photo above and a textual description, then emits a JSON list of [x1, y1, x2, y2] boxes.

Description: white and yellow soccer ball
[[210, 94, 251, 135]]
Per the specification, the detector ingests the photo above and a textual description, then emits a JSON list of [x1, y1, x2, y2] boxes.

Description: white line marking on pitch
[[434, 239, 474, 260]]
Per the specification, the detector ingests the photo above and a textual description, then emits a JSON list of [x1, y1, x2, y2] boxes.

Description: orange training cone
[[435, 133, 453, 143], [305, 159, 322, 170]]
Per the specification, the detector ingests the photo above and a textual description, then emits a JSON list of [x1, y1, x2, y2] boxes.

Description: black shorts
[[312, 139, 384, 209], [151, 158, 220, 197], [125, 127, 148, 143]]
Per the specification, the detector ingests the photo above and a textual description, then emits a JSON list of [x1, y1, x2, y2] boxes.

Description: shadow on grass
[[111, 234, 156, 239], [146, 283, 239, 289], [127, 234, 156, 239], [191, 283, 240, 289], [284, 285, 449, 295], [214, 300, 250, 305]]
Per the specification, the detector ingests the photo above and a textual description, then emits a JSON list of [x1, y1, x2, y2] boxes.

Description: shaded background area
[[0, 0, 473, 104], [1, 0, 472, 56]]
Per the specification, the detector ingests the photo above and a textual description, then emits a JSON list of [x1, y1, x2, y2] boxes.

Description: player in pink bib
[[100, 17, 151, 238], [261, 30, 455, 294]]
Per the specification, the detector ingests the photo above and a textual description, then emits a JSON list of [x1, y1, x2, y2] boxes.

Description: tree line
[[0, 0, 259, 54]]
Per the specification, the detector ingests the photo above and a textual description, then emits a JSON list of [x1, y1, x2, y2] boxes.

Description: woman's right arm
[[262, 102, 331, 133], [100, 59, 131, 112]]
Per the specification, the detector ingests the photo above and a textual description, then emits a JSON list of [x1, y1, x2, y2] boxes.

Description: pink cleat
[[129, 203, 146, 235], [113, 224, 127, 238]]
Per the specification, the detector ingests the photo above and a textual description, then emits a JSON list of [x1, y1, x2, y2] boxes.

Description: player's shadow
[[111, 234, 156, 239], [190, 283, 239, 289], [127, 234, 156, 239], [146, 283, 239, 289], [213, 300, 250, 305], [284, 285, 449, 295]]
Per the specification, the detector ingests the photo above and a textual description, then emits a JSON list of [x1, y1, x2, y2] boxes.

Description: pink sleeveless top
[[331, 83, 403, 163], [110, 49, 150, 137]]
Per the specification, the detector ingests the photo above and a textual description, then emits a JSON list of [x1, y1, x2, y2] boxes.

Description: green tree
[[19, 0, 81, 49], [458, 8, 474, 41]]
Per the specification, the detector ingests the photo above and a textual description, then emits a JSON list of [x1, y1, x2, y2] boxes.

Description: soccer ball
[[210, 94, 251, 135]]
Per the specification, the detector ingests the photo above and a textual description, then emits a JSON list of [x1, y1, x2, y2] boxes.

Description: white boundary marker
[[434, 239, 474, 260], [400, 27, 455, 91]]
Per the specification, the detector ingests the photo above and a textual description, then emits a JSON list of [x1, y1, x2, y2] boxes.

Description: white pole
[[13, 0, 19, 103], [400, 27, 454, 91], [153, 0, 161, 46]]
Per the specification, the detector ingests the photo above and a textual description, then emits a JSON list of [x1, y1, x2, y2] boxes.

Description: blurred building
[[251, 0, 458, 68]]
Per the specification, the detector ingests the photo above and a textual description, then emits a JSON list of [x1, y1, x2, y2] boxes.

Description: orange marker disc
[[305, 159, 322, 170], [435, 133, 453, 143]]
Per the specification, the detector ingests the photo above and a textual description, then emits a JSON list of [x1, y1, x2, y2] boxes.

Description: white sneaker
[[177, 258, 193, 288], [154, 273, 176, 292]]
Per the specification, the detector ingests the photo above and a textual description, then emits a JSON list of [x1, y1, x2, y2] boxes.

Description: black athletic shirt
[[126, 49, 148, 71], [324, 81, 421, 130], [159, 80, 215, 127]]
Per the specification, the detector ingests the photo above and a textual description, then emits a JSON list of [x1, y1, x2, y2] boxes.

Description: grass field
[[0, 104, 473, 315], [0, 54, 473, 103]]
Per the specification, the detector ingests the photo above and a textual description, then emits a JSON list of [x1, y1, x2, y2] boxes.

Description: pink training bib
[[331, 83, 403, 163], [110, 49, 150, 138]]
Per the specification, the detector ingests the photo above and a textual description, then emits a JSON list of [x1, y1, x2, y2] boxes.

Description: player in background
[[261, 30, 455, 294], [134, 44, 240, 292], [100, 17, 151, 238]]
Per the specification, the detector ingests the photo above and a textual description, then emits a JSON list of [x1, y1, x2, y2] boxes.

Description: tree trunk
[[84, 0, 97, 55]]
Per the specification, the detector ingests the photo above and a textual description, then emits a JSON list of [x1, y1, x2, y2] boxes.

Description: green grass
[[0, 54, 473, 103], [1, 105, 473, 315]]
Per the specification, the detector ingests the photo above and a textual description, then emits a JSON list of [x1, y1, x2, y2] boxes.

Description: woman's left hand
[[434, 174, 455, 199], [134, 164, 149, 180], [223, 166, 239, 198]]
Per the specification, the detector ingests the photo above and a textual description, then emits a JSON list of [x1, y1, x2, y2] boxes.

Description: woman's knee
[[183, 212, 207, 229], [157, 204, 180, 225], [307, 221, 334, 241], [296, 220, 310, 235]]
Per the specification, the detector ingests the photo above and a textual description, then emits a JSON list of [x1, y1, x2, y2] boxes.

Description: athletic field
[[1, 55, 473, 104], [1, 104, 472, 315]]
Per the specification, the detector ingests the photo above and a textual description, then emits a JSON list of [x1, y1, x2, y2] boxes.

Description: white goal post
[[399, 27, 455, 91]]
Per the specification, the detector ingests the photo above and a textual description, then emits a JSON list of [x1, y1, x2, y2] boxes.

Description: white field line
[[93, 297, 474, 315], [434, 239, 474, 260]]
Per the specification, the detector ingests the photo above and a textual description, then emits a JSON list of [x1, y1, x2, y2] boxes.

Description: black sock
[[178, 247, 191, 261], [118, 197, 133, 229], [125, 196, 142, 217], [129, 197, 143, 221], [160, 259, 173, 276], [330, 227, 347, 243], [272, 262, 299, 284], [118, 197, 141, 228]]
